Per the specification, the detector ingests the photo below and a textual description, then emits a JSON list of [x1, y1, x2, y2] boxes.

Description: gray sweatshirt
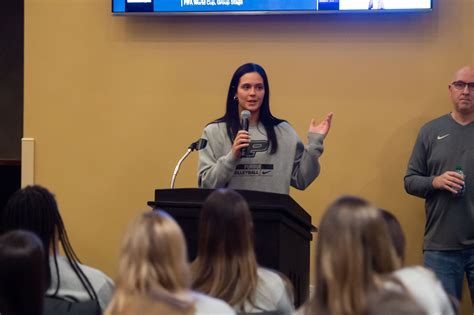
[[47, 256, 115, 310], [404, 114, 474, 250], [198, 121, 324, 195]]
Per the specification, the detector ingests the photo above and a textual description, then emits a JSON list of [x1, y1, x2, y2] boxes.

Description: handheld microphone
[[240, 110, 251, 156]]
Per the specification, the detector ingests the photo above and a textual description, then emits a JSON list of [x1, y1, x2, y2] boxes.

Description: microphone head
[[240, 110, 251, 120], [188, 138, 208, 151], [195, 139, 207, 150]]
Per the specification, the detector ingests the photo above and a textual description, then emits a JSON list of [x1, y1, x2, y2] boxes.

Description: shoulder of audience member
[[191, 291, 236, 315]]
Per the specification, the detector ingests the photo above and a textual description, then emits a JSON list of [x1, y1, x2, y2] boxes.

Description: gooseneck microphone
[[188, 138, 207, 151], [171, 138, 208, 188], [240, 110, 251, 156]]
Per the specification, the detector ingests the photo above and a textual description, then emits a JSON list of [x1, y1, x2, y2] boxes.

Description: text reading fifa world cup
[[182, 0, 244, 6]]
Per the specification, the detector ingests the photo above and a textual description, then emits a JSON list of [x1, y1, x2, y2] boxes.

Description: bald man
[[404, 66, 474, 304]]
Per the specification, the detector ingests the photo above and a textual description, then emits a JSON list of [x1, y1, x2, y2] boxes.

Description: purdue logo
[[242, 140, 268, 158]]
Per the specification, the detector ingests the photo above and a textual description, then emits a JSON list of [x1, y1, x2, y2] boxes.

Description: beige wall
[[25, 0, 473, 312]]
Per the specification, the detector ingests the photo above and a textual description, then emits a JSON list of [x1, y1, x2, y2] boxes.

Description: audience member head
[[192, 189, 258, 310], [0, 230, 45, 315], [1, 185, 61, 257], [106, 210, 194, 315], [0, 185, 98, 300], [308, 195, 400, 315], [380, 209, 406, 264]]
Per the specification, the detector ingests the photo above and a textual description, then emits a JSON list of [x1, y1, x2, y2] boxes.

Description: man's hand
[[432, 171, 465, 194]]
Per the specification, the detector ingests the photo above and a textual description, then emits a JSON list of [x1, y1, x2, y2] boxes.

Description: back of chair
[[44, 296, 102, 315]]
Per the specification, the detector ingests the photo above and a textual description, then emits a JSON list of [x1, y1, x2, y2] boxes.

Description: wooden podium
[[148, 188, 316, 307]]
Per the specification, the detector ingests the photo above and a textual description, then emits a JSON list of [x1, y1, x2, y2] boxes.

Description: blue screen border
[[112, 0, 433, 15]]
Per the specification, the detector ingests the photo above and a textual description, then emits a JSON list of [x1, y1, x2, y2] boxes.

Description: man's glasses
[[451, 81, 474, 92]]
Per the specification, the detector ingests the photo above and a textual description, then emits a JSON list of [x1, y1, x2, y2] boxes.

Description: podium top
[[148, 188, 316, 232]]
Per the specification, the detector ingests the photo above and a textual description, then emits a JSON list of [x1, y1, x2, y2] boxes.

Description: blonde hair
[[106, 210, 194, 315], [191, 189, 258, 311], [306, 196, 400, 315]]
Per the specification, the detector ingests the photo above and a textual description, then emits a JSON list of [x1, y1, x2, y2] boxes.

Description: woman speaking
[[198, 63, 333, 194]]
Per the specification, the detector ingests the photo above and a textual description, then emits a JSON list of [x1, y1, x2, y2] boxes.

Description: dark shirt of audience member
[[191, 189, 294, 314], [379, 209, 406, 264], [105, 210, 235, 315], [366, 290, 427, 315], [0, 230, 45, 315], [0, 185, 113, 310]]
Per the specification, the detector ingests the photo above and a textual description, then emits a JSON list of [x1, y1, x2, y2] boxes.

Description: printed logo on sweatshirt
[[234, 164, 274, 176], [242, 140, 269, 158], [436, 134, 450, 140]]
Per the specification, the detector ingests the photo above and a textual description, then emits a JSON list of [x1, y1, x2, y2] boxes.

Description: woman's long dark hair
[[191, 189, 259, 311], [0, 185, 99, 302], [212, 63, 285, 154], [0, 230, 45, 315], [379, 209, 406, 263]]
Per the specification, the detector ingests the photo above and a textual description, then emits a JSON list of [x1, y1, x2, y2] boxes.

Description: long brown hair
[[306, 196, 400, 315], [106, 210, 194, 315], [380, 209, 406, 264], [191, 189, 258, 311]]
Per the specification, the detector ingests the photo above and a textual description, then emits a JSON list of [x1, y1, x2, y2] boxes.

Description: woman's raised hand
[[308, 112, 334, 137]]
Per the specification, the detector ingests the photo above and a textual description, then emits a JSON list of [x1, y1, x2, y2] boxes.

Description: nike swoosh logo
[[437, 134, 450, 140]]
